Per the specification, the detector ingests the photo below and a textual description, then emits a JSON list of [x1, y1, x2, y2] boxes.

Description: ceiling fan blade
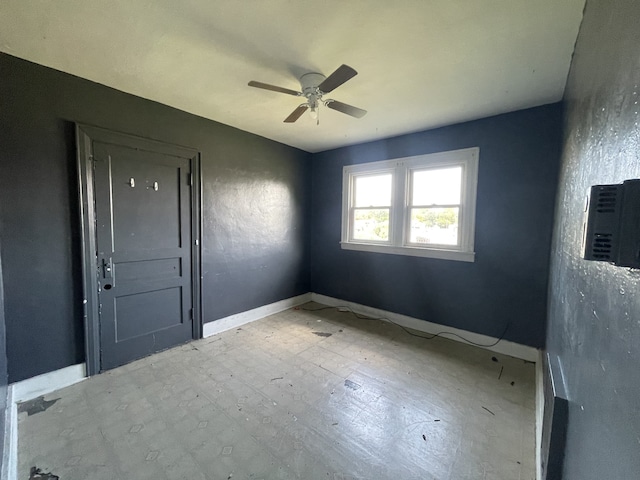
[[248, 81, 300, 96], [284, 105, 309, 123], [317, 64, 358, 93], [325, 100, 367, 119]]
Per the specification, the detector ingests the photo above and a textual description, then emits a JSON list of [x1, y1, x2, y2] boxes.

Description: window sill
[[340, 242, 475, 262]]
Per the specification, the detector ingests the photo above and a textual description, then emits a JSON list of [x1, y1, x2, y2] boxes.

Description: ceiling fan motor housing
[[300, 72, 326, 94]]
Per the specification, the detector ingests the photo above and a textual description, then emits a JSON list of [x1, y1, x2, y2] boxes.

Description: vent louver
[[595, 186, 618, 213], [590, 233, 612, 260]]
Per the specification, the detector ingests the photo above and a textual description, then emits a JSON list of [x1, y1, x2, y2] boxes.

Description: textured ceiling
[[0, 0, 585, 153]]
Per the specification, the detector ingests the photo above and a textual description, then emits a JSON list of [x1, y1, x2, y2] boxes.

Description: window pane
[[353, 208, 389, 241], [412, 167, 462, 205], [354, 174, 392, 207], [409, 207, 459, 245]]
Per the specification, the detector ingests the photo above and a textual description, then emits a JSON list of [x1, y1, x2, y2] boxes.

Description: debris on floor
[[482, 406, 495, 416], [344, 379, 361, 391], [313, 332, 332, 337], [18, 397, 60, 416], [29, 467, 59, 480]]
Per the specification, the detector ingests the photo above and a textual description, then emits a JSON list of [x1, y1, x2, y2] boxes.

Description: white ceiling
[[0, 0, 585, 153]]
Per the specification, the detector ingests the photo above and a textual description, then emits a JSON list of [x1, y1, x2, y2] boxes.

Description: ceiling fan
[[248, 64, 367, 124]]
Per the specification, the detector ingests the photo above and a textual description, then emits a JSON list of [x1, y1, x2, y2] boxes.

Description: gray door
[[92, 139, 195, 371]]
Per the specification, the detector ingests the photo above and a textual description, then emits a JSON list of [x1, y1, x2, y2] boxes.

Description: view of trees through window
[[353, 209, 389, 241], [410, 207, 459, 245]]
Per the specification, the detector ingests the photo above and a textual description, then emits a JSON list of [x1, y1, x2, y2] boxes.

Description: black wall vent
[[581, 179, 640, 268]]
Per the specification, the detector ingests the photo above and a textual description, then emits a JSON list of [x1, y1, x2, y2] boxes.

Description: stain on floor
[[29, 467, 59, 479], [344, 379, 362, 390], [18, 396, 60, 416]]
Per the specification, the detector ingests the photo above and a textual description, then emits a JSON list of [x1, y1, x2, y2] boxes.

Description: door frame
[[76, 124, 202, 376]]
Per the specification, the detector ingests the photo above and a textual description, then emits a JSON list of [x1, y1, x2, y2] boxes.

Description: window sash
[[404, 164, 465, 248]]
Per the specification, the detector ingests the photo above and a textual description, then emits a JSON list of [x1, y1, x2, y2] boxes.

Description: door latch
[[102, 258, 111, 276], [101, 258, 114, 289]]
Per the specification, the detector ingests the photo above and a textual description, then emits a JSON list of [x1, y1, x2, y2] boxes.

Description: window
[[341, 147, 479, 262]]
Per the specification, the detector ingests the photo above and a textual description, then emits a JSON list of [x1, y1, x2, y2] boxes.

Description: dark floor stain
[[30, 467, 59, 479], [312, 332, 332, 337], [344, 379, 361, 391], [18, 396, 60, 416], [491, 356, 499, 362]]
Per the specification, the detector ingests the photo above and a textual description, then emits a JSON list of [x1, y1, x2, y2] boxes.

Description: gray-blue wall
[[546, 0, 640, 478], [310, 105, 563, 348], [0, 238, 7, 474], [0, 53, 311, 383]]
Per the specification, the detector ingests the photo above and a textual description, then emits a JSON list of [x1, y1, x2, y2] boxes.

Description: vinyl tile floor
[[18, 302, 536, 480]]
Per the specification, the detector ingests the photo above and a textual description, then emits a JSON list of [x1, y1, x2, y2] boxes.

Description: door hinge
[[188, 173, 193, 186], [189, 308, 193, 320]]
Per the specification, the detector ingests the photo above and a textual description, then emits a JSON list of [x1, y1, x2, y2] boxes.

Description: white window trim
[[341, 147, 479, 262]]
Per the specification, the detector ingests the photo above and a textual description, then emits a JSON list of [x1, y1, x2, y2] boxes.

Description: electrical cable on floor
[[301, 305, 510, 348]]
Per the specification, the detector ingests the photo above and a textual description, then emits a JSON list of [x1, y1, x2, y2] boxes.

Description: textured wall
[[0, 53, 311, 383], [546, 0, 640, 478], [311, 105, 563, 347]]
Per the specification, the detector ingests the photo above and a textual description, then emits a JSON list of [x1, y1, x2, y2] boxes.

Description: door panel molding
[[76, 124, 202, 376]]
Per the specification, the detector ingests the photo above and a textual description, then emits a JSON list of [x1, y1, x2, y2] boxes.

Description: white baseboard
[[536, 349, 544, 480], [1, 386, 17, 480], [11, 363, 87, 404], [203, 293, 312, 338], [310, 293, 539, 362]]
